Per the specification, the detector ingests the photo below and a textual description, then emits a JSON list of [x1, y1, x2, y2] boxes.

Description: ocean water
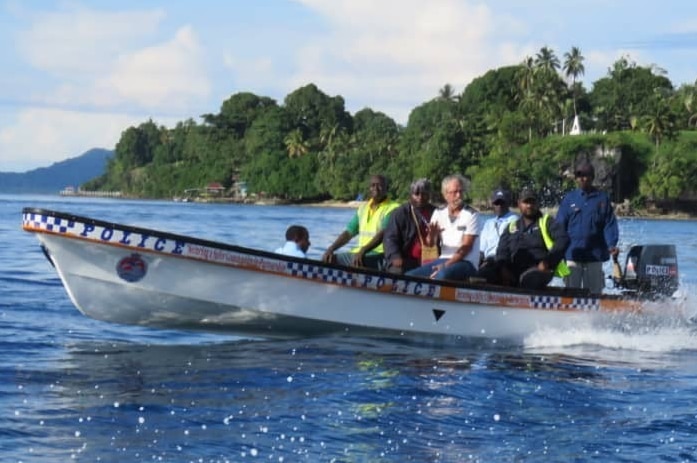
[[3, 194, 697, 462]]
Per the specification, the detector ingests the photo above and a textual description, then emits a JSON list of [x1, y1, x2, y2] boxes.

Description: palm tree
[[515, 57, 540, 141], [642, 94, 675, 167], [518, 90, 539, 142], [438, 83, 457, 101], [563, 46, 585, 117], [534, 46, 560, 74], [284, 129, 309, 158], [531, 48, 567, 136], [517, 57, 536, 97], [682, 80, 697, 128], [319, 123, 341, 150]]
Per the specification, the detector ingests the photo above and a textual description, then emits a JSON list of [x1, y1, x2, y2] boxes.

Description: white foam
[[524, 324, 697, 353]]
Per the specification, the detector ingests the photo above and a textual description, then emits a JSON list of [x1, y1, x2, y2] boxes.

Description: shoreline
[[168, 196, 697, 220], [295, 200, 697, 220]]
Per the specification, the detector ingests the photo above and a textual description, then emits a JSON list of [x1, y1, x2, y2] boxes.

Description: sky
[[1, 1, 697, 173]]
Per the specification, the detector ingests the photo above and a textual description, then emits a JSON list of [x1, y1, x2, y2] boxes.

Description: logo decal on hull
[[116, 253, 147, 282], [432, 309, 445, 321]]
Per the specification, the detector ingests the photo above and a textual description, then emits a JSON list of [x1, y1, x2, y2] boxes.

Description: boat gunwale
[[22, 206, 632, 302]]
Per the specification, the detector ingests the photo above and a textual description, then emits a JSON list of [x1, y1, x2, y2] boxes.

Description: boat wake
[[524, 324, 697, 353], [524, 287, 697, 356]]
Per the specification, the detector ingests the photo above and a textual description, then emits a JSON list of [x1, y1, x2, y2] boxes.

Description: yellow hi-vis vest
[[351, 198, 399, 254], [539, 214, 571, 278], [508, 214, 570, 278]]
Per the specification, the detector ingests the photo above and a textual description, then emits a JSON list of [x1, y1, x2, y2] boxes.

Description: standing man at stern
[[322, 174, 399, 270], [556, 161, 619, 294]]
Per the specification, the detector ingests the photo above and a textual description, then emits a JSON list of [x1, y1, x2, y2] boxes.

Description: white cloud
[[287, 0, 528, 123], [99, 26, 210, 110], [583, 49, 650, 84], [18, 7, 166, 77], [669, 19, 697, 34], [18, 7, 210, 113], [4, 6, 213, 172], [0, 108, 179, 173], [223, 53, 275, 89]]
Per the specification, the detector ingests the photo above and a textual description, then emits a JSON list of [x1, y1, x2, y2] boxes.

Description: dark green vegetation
[[0, 148, 113, 194], [86, 48, 697, 211]]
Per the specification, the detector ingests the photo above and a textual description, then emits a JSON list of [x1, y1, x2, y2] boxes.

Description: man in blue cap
[[479, 187, 518, 268]]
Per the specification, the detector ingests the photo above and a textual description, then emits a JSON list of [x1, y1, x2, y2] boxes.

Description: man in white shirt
[[275, 225, 310, 258], [405, 174, 481, 281], [479, 187, 518, 267]]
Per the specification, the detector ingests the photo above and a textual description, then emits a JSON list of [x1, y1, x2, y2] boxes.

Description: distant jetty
[[59, 186, 122, 198]]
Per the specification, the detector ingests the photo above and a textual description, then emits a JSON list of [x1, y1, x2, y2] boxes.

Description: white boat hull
[[23, 208, 669, 341]]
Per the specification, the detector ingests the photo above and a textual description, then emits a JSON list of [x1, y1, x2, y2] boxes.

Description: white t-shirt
[[430, 206, 481, 268]]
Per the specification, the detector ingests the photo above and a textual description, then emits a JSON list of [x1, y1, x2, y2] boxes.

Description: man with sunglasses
[[556, 161, 619, 294]]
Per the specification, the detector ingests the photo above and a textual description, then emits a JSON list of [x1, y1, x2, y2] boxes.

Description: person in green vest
[[482, 187, 570, 290], [322, 175, 399, 270]]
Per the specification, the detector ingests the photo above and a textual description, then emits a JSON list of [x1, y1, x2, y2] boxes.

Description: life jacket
[[352, 198, 399, 254], [509, 214, 571, 277]]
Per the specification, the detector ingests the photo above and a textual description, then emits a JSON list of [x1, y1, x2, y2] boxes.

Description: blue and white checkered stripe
[[569, 297, 600, 311], [23, 212, 76, 234], [286, 262, 354, 286], [531, 295, 600, 311]]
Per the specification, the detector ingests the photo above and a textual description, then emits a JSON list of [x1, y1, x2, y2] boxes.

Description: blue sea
[[3, 194, 697, 462]]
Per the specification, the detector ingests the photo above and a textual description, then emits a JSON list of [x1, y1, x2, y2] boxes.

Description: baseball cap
[[519, 187, 537, 201], [490, 187, 512, 204]]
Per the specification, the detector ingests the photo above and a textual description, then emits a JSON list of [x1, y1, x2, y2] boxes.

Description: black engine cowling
[[616, 244, 678, 298]]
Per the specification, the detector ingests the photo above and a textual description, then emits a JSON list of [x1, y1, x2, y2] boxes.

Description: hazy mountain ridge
[[0, 148, 113, 194]]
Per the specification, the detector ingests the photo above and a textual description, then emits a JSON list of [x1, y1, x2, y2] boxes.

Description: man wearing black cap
[[383, 178, 437, 273], [556, 160, 619, 294], [490, 188, 569, 290], [479, 187, 518, 266]]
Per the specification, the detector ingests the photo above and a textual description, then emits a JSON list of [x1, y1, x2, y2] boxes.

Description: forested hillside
[[0, 148, 113, 194], [84, 47, 697, 211]]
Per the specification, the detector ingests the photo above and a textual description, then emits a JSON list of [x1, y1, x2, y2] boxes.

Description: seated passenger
[[275, 225, 311, 258], [383, 178, 437, 274], [322, 174, 399, 270], [406, 174, 481, 281], [479, 187, 518, 268], [481, 188, 569, 290]]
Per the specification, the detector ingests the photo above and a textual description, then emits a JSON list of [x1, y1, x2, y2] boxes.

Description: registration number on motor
[[645, 264, 674, 276]]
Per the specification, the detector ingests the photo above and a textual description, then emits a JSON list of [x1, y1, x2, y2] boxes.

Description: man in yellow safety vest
[[484, 187, 570, 290], [322, 175, 399, 270]]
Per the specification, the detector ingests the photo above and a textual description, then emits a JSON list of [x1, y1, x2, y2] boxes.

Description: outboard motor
[[616, 244, 678, 298]]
